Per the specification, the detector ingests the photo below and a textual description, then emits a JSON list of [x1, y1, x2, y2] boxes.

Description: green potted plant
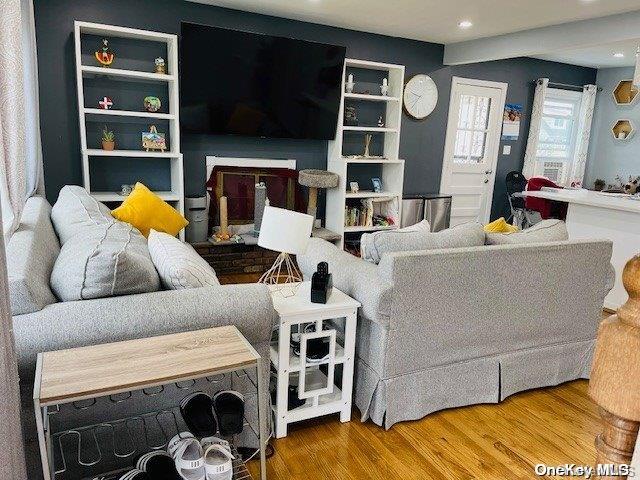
[[594, 179, 606, 191], [101, 126, 115, 151]]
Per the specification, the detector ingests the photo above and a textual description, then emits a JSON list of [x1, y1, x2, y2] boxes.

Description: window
[[453, 94, 491, 164], [533, 88, 582, 184]]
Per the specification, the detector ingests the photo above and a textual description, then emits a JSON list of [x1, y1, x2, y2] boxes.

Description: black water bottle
[[311, 261, 333, 304]]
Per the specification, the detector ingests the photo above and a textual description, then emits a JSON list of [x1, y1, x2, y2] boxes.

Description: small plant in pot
[[101, 126, 115, 151]]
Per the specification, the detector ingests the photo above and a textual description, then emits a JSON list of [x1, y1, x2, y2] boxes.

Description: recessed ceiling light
[[458, 20, 473, 29], [613, 52, 625, 58]]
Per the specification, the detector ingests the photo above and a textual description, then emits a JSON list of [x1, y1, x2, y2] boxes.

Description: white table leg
[[340, 310, 358, 423], [275, 321, 290, 438]]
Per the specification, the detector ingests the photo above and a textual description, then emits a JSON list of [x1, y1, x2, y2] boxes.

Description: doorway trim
[[440, 76, 508, 223]]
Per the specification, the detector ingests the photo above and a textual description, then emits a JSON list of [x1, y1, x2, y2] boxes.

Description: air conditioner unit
[[541, 161, 564, 183]]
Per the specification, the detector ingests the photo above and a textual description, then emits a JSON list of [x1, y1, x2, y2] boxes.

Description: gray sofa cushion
[[50, 221, 160, 301], [51, 185, 114, 244], [361, 221, 485, 264], [7, 196, 59, 315], [148, 229, 220, 289], [485, 219, 568, 245]]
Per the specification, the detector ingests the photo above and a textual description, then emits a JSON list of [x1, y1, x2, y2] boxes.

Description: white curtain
[[0, 0, 43, 239], [568, 84, 596, 187], [522, 78, 548, 179]]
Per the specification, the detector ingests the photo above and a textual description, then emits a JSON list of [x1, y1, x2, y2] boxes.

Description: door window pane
[[454, 94, 491, 164]]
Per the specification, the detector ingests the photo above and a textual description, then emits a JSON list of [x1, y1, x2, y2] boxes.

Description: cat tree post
[[298, 169, 339, 223], [589, 255, 640, 479]]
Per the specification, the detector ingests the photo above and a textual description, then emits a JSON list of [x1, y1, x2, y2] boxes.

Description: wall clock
[[403, 74, 438, 120]]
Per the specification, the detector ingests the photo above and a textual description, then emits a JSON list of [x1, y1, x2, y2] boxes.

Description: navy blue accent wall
[[33, 0, 596, 220]]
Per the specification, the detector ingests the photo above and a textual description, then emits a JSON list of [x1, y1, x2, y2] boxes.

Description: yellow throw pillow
[[484, 217, 518, 234], [111, 183, 188, 237]]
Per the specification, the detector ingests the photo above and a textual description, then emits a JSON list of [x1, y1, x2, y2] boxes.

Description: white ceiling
[[189, 0, 640, 44], [533, 39, 640, 69]]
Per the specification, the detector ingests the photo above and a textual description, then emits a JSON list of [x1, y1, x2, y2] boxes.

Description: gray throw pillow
[[51, 185, 114, 244], [485, 219, 568, 245], [361, 221, 485, 264], [148, 229, 220, 289], [50, 221, 160, 301]]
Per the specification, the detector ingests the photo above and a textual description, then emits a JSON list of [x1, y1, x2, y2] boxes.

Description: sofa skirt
[[355, 339, 595, 430]]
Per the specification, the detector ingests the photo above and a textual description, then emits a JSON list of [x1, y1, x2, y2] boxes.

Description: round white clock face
[[403, 74, 438, 120]]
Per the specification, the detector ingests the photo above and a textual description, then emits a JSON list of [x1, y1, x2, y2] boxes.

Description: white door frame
[[440, 76, 508, 223]]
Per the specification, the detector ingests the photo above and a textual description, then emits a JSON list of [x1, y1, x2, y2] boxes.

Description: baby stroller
[[505, 171, 539, 229]]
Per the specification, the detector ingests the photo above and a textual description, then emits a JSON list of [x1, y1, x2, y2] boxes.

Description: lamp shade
[[258, 206, 313, 255]]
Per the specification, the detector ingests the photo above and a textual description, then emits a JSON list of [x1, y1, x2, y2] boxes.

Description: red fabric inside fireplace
[[206, 166, 305, 226]]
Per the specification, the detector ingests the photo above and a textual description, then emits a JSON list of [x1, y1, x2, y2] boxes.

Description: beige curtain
[[0, 198, 26, 477], [0, 0, 43, 238]]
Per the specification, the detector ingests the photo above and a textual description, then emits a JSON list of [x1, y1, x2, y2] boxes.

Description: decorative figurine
[[154, 57, 166, 74], [311, 262, 333, 304], [380, 78, 389, 96], [143, 96, 161, 113], [344, 105, 358, 126], [363, 133, 372, 158], [101, 126, 115, 151], [349, 182, 360, 194], [95, 39, 115, 68], [345, 73, 355, 94], [141, 125, 166, 152], [377, 115, 385, 127], [98, 96, 113, 110]]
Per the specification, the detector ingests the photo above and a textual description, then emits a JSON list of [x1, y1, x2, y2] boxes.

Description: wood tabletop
[[36, 325, 258, 405]]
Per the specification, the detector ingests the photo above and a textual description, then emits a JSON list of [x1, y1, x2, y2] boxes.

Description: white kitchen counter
[[521, 188, 640, 310]]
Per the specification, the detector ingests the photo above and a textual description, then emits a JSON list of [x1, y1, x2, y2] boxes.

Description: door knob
[[484, 179, 489, 184], [485, 170, 492, 174]]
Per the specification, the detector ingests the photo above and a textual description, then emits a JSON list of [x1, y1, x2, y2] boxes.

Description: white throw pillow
[[148, 230, 220, 289]]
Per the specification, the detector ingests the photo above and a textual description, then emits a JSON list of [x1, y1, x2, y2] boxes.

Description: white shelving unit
[[74, 21, 184, 229], [326, 58, 405, 249]]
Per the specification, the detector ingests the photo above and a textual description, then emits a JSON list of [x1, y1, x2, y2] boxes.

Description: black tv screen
[[180, 23, 346, 140]]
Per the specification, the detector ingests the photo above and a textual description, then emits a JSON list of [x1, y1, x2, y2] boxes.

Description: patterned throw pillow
[[148, 230, 220, 290]]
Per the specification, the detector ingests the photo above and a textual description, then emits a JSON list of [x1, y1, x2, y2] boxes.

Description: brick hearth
[[192, 242, 280, 276]]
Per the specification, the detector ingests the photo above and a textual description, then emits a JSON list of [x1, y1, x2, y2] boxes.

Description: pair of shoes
[[180, 391, 245, 437], [168, 432, 234, 480], [136, 450, 180, 479]]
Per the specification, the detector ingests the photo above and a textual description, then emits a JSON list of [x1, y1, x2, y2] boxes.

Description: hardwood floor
[[248, 380, 600, 479]]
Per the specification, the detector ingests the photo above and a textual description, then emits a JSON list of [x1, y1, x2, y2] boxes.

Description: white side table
[[269, 282, 360, 438]]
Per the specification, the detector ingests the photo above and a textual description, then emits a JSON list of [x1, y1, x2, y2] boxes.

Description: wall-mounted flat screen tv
[[180, 22, 346, 140]]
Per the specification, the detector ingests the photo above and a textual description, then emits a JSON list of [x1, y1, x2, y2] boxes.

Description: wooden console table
[[33, 326, 267, 480]]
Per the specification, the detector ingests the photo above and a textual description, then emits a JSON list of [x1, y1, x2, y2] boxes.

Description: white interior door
[[440, 77, 508, 226]]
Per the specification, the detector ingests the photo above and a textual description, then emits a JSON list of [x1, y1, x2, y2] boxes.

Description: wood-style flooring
[[223, 274, 606, 479], [248, 380, 600, 480]]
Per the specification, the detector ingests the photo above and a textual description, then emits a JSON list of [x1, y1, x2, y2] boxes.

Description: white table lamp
[[258, 206, 314, 293]]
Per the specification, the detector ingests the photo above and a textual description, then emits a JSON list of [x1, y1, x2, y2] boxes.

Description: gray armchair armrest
[[297, 238, 392, 327], [13, 283, 276, 376]]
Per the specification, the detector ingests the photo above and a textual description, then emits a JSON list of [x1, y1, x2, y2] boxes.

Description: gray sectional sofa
[[298, 233, 613, 429], [8, 195, 276, 478]]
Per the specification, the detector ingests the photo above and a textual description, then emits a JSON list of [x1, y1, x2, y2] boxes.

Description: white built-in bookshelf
[[326, 58, 405, 249], [74, 21, 184, 226]]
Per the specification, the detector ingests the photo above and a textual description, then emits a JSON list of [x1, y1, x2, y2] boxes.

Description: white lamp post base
[[259, 252, 303, 297]]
